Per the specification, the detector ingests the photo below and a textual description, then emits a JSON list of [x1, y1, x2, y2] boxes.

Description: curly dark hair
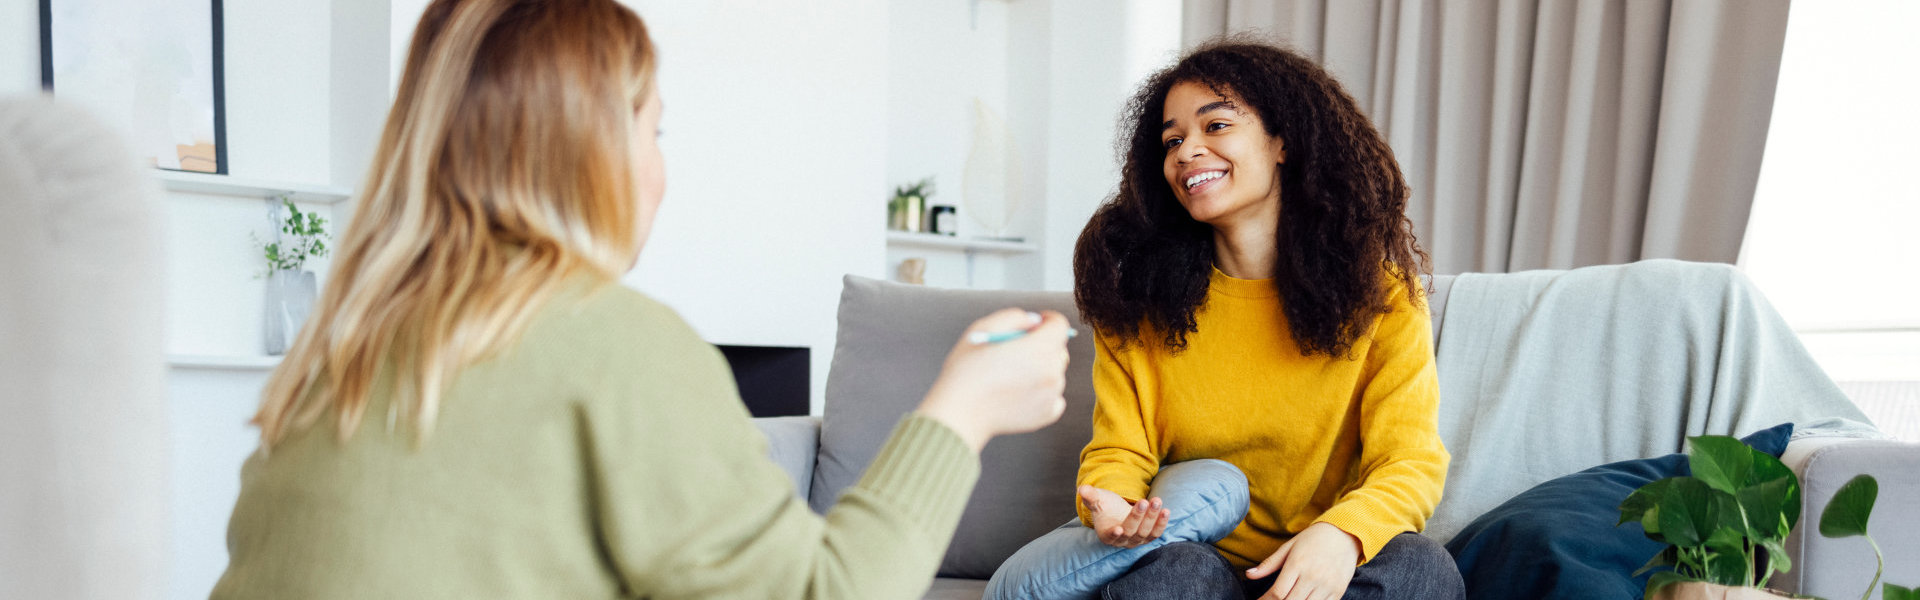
[[1073, 38, 1429, 358]]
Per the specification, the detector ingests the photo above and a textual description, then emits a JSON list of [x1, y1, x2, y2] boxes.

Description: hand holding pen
[[914, 309, 1075, 453]]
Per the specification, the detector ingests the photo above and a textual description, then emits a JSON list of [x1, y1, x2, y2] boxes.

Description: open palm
[[1078, 485, 1170, 548]]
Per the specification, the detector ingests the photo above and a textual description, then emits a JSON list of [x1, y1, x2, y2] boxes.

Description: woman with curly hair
[[1071, 40, 1464, 600]]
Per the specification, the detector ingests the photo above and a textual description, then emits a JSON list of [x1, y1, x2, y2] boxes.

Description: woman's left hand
[[1245, 522, 1361, 600]]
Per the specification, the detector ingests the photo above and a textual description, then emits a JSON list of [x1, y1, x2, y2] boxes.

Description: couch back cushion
[[813, 276, 1098, 578]]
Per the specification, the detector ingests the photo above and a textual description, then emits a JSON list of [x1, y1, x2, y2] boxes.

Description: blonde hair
[[254, 0, 657, 448]]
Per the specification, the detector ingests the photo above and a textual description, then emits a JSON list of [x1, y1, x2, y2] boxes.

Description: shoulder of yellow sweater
[[1379, 263, 1428, 304]]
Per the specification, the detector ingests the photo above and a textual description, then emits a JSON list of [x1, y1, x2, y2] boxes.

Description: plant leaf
[[1738, 476, 1796, 539], [1884, 584, 1920, 600], [1750, 450, 1803, 532], [1705, 545, 1751, 585], [1818, 475, 1879, 538], [1759, 537, 1792, 578], [1641, 505, 1667, 543], [1623, 477, 1679, 526], [1689, 435, 1755, 494], [1659, 478, 1719, 547]]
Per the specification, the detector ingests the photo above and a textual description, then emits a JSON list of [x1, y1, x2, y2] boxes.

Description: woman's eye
[[1207, 122, 1228, 132], [1163, 137, 1182, 150]]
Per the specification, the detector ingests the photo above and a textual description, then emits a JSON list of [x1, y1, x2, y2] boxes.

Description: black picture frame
[[39, 0, 228, 175]]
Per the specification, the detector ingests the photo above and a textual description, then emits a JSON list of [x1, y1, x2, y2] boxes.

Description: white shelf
[[155, 170, 354, 204], [886, 231, 1036, 254], [168, 354, 282, 371]]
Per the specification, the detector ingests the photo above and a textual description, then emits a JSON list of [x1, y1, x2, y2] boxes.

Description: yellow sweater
[[1076, 268, 1449, 568]]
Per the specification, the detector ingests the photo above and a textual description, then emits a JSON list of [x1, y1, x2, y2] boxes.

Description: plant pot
[[888, 194, 925, 232], [1651, 583, 1793, 600], [263, 269, 317, 356]]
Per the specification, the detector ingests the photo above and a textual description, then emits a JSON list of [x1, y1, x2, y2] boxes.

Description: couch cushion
[[814, 276, 1097, 579], [752, 416, 820, 500], [924, 577, 989, 600], [1425, 274, 1453, 345], [1444, 422, 1794, 600]]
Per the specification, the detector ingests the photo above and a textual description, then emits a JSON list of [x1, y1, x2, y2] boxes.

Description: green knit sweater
[[211, 278, 979, 599]]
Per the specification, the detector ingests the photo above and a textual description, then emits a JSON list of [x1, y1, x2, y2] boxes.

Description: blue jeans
[[1100, 534, 1464, 600]]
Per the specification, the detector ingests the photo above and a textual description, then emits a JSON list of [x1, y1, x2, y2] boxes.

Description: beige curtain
[[1183, 0, 1790, 274]]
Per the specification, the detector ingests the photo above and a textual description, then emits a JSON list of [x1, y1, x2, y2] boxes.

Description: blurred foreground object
[[0, 94, 169, 600]]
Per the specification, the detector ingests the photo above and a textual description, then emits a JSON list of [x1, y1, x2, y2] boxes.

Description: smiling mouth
[[1184, 170, 1224, 191]]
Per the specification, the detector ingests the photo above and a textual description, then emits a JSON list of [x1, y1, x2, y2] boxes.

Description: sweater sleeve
[[581, 299, 979, 599], [1311, 282, 1451, 563], [1075, 328, 1160, 527]]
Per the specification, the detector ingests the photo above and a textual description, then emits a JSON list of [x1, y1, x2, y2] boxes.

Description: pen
[[967, 327, 1079, 345]]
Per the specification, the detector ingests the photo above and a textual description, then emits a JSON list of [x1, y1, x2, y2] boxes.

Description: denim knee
[[1142, 542, 1229, 572]]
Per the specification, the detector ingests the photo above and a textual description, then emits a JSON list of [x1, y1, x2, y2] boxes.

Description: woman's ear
[[1272, 137, 1287, 164]]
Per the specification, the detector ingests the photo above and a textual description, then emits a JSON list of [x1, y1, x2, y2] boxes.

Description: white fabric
[[1183, 0, 1791, 274], [0, 95, 169, 600]]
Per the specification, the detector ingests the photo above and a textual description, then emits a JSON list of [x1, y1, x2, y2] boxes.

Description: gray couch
[[753, 266, 1918, 600]]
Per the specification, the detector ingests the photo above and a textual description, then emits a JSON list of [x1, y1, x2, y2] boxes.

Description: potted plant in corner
[[1618, 435, 1802, 599], [257, 197, 329, 355]]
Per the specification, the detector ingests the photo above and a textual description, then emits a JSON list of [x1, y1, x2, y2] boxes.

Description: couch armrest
[[754, 416, 821, 502], [1776, 437, 1920, 599]]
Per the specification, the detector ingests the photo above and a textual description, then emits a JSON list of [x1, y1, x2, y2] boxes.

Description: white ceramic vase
[[263, 269, 317, 356]]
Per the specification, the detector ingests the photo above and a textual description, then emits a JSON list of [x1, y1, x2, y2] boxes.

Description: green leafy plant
[[892, 177, 934, 203], [1618, 435, 1802, 596], [257, 197, 329, 272], [1817, 474, 1915, 600]]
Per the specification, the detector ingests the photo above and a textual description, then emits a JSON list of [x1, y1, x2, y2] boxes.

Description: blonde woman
[[210, 0, 1071, 597]]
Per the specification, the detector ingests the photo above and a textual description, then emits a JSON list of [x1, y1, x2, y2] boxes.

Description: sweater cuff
[[851, 414, 982, 537], [1313, 500, 1411, 564]]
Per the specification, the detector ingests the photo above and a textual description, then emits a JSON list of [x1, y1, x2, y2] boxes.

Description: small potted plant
[[889, 177, 933, 232], [1620, 436, 1914, 600], [256, 197, 329, 355], [1817, 474, 1916, 600], [1617, 435, 1802, 599]]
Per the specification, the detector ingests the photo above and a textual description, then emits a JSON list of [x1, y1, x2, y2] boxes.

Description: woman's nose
[[1178, 142, 1208, 163]]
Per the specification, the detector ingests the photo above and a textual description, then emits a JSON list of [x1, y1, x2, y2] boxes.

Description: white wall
[[1005, 0, 1183, 292], [619, 0, 889, 413], [1, 0, 35, 95], [888, 0, 1009, 232], [167, 369, 274, 600], [884, 0, 1017, 289]]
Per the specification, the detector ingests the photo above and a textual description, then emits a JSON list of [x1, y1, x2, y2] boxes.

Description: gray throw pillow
[[810, 275, 1098, 579]]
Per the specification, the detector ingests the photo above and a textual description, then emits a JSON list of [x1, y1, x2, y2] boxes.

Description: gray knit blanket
[[1423, 260, 1880, 543]]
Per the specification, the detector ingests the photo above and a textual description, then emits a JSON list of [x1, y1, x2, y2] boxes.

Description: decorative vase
[[263, 269, 317, 355], [1651, 583, 1793, 600]]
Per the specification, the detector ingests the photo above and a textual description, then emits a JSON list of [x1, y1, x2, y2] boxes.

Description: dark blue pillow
[[1444, 422, 1794, 600]]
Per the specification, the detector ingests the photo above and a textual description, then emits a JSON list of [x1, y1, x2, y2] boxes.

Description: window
[[1739, 0, 1920, 440]]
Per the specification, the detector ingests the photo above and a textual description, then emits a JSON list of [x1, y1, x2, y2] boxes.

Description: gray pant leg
[[1101, 541, 1242, 600], [1344, 533, 1465, 600]]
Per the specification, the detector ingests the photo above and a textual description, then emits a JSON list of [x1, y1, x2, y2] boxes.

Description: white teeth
[[1185, 171, 1223, 189]]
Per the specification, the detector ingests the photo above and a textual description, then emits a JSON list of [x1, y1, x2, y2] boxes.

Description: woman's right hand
[[915, 309, 1074, 453], [1077, 485, 1170, 548]]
